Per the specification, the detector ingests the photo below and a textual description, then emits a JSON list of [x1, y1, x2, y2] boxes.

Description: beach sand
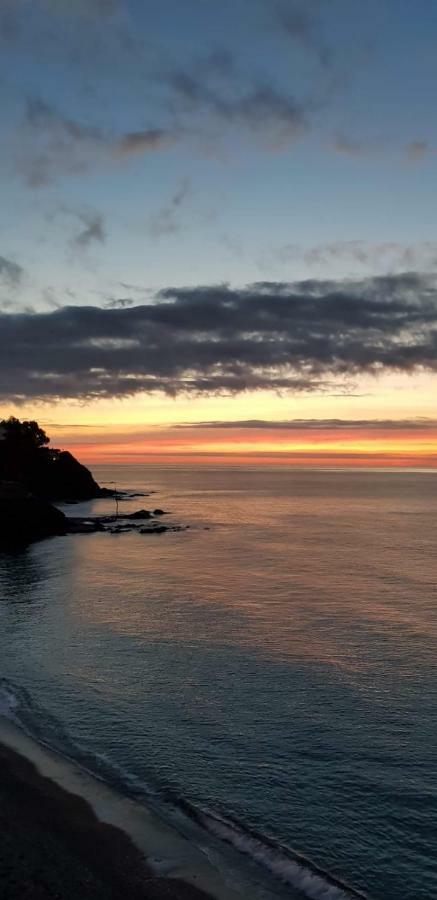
[[0, 719, 245, 900]]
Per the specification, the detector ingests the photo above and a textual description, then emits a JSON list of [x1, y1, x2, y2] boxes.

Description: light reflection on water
[[1, 466, 437, 900]]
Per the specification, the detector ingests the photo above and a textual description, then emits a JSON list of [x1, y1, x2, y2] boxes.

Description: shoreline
[[0, 717, 246, 900]]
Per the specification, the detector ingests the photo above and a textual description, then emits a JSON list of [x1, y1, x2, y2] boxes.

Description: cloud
[[149, 178, 191, 237], [0, 255, 23, 287], [19, 98, 108, 185], [175, 418, 437, 431], [2, 9, 327, 188], [274, 0, 332, 69], [13, 98, 175, 186], [1, 272, 437, 402], [332, 133, 365, 157], [266, 241, 437, 273], [106, 297, 134, 308], [117, 129, 177, 157], [71, 211, 106, 249], [166, 51, 308, 146]]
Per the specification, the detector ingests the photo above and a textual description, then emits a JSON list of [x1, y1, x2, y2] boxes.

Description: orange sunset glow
[[27, 417, 436, 468]]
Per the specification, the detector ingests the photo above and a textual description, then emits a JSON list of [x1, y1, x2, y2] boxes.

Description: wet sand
[[0, 719, 245, 900]]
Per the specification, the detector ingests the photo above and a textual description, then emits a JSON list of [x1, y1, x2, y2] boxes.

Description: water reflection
[[56, 475, 437, 687], [0, 545, 46, 604]]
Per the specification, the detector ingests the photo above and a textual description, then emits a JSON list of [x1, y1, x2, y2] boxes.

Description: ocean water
[[1, 465, 437, 899]]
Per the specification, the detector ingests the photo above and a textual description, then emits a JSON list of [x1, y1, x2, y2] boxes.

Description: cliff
[[0, 417, 108, 547], [0, 418, 106, 502], [21, 448, 104, 502]]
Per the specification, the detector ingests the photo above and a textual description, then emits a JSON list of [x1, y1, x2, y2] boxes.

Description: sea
[[1, 465, 437, 900]]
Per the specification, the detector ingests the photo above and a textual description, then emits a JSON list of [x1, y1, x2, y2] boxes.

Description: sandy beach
[[0, 719, 245, 900], [0, 741, 216, 900]]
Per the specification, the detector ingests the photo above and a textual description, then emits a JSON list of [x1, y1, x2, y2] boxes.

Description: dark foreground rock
[[0, 482, 67, 546]]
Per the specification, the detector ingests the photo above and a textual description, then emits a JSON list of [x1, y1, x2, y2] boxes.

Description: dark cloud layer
[[1, 272, 437, 402]]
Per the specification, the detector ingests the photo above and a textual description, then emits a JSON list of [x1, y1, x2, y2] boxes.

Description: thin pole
[[101, 481, 118, 518]]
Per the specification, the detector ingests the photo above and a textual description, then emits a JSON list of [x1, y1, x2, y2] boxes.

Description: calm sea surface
[[1, 466, 437, 899]]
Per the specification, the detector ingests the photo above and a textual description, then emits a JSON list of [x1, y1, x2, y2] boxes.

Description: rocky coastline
[[0, 417, 185, 548]]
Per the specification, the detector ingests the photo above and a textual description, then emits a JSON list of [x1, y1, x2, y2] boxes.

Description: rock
[[152, 509, 168, 516], [66, 518, 104, 534], [139, 525, 168, 534], [124, 509, 153, 520], [118, 491, 151, 499], [0, 481, 67, 546]]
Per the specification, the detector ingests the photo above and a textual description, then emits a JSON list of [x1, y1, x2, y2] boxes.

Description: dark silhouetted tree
[[0, 417, 50, 481]]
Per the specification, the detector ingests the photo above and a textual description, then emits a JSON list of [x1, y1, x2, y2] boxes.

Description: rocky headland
[[0, 417, 183, 547]]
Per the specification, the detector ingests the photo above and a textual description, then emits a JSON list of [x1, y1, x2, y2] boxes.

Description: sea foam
[[181, 801, 368, 900]]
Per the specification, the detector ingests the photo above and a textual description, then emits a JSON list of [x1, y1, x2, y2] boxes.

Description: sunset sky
[[1, 0, 436, 466]]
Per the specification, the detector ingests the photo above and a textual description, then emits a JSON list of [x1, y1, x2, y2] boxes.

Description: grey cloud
[[3, 16, 321, 186], [274, 0, 332, 69], [332, 133, 365, 157], [117, 129, 177, 156], [21, 98, 107, 185], [166, 52, 308, 145], [0, 255, 23, 287], [1, 272, 437, 402], [119, 281, 149, 294], [72, 212, 106, 249], [268, 241, 437, 273], [106, 297, 134, 308], [175, 418, 437, 431], [15, 98, 175, 186], [150, 179, 191, 238]]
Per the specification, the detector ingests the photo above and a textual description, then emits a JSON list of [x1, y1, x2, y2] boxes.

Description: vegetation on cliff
[[0, 417, 103, 501]]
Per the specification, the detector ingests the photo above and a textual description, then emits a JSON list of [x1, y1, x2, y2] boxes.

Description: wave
[[0, 677, 158, 800], [0, 677, 368, 900], [0, 678, 20, 721], [179, 802, 368, 900]]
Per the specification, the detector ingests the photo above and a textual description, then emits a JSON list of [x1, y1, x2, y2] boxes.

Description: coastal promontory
[[0, 417, 105, 545], [0, 417, 179, 546]]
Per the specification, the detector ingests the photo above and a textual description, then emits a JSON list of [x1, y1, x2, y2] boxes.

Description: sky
[[0, 0, 436, 466]]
